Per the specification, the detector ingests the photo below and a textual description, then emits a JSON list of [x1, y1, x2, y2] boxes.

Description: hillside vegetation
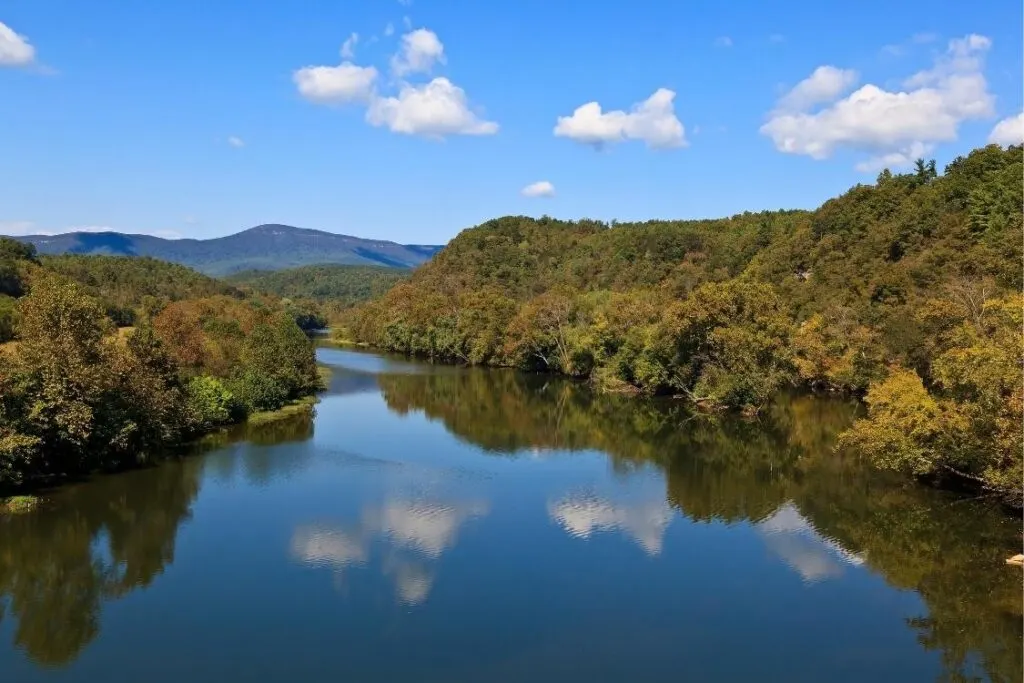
[[0, 242, 321, 490], [227, 263, 409, 309], [41, 254, 243, 325], [346, 145, 1023, 504]]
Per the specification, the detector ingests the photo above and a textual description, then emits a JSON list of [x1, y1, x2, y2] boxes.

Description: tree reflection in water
[[0, 409, 315, 668], [0, 458, 202, 666], [0, 365, 1019, 683], [377, 368, 1023, 683]]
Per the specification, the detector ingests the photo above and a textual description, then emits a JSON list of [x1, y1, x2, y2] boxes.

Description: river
[[0, 347, 1020, 683]]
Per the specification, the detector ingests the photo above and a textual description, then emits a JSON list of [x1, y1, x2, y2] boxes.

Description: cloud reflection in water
[[291, 496, 489, 605]]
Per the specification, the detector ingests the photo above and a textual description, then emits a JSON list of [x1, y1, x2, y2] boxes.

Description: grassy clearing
[[246, 395, 319, 425], [317, 365, 333, 385], [319, 336, 366, 348], [1, 495, 41, 514]]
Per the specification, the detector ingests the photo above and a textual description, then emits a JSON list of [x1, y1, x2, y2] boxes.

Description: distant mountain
[[12, 224, 442, 276]]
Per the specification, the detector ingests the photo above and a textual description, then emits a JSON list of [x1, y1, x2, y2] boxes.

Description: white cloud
[[0, 21, 34, 67], [761, 34, 995, 170], [390, 28, 445, 76], [714, 36, 733, 48], [521, 180, 555, 198], [989, 112, 1024, 146], [775, 66, 859, 114], [384, 22, 395, 37], [367, 77, 498, 137], [293, 61, 378, 104], [295, 30, 496, 139], [340, 32, 359, 59], [554, 88, 687, 150], [854, 141, 931, 173], [227, 135, 245, 148]]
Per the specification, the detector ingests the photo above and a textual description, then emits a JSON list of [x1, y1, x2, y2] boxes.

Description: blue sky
[[1, 0, 1021, 245]]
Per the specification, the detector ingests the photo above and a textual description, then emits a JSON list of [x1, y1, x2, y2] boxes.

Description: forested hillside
[[0, 242, 321, 490], [346, 144, 1023, 504], [227, 263, 409, 308], [42, 254, 243, 326]]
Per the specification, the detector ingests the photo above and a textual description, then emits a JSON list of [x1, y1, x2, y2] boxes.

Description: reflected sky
[[548, 493, 673, 556], [0, 348, 1018, 683], [756, 502, 866, 583], [290, 493, 489, 606]]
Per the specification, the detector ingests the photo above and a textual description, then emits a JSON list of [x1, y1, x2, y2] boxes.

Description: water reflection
[[757, 503, 865, 583], [0, 353, 1019, 683], [291, 495, 489, 606], [0, 459, 202, 667], [548, 493, 673, 555], [375, 366, 1023, 683]]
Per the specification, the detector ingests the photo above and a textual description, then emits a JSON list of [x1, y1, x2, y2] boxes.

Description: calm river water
[[0, 347, 1020, 683]]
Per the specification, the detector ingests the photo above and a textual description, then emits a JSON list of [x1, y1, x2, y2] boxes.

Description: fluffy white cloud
[[390, 28, 445, 76], [988, 112, 1024, 146], [554, 88, 687, 149], [761, 34, 995, 170], [295, 29, 496, 139], [367, 77, 498, 137], [293, 61, 378, 104], [853, 141, 931, 173], [775, 66, 859, 114], [227, 135, 245, 148], [521, 180, 555, 198], [0, 21, 34, 66], [340, 32, 359, 59]]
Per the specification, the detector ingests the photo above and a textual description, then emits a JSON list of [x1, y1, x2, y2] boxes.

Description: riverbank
[[0, 386, 324, 498]]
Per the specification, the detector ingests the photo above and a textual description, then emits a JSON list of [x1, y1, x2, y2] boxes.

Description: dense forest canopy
[[227, 263, 410, 321], [345, 144, 1023, 505], [41, 254, 243, 326], [0, 242, 321, 490]]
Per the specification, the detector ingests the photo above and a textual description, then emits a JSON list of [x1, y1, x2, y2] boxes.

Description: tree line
[[0, 243, 321, 490], [343, 144, 1023, 506]]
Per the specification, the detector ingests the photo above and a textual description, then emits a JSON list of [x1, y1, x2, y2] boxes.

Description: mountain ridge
[[10, 223, 441, 276]]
